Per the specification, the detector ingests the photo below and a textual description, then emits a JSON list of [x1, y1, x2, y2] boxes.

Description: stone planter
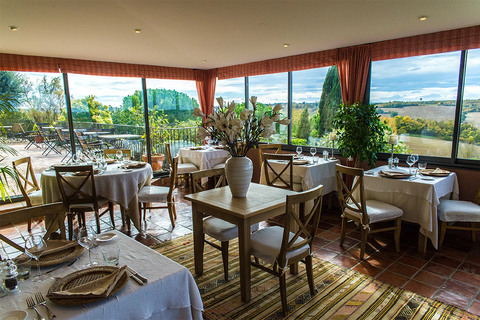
[[142, 154, 165, 171]]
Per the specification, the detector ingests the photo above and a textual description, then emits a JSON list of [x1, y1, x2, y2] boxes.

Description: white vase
[[225, 156, 253, 198]]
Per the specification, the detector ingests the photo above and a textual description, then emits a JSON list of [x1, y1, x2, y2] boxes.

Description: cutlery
[[35, 292, 56, 319], [26, 296, 45, 320], [46, 258, 77, 274], [127, 269, 144, 285], [127, 266, 148, 283]]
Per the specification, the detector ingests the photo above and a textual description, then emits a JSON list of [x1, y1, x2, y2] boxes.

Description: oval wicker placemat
[[48, 266, 128, 305], [419, 169, 450, 177], [17, 240, 84, 267]]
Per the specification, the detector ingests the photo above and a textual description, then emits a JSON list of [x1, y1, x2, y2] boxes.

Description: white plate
[[96, 232, 117, 242], [421, 176, 434, 181], [1, 310, 27, 320]]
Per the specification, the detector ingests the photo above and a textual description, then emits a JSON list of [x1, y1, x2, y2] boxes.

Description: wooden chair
[[191, 167, 254, 281], [262, 153, 299, 191], [103, 149, 132, 160], [335, 164, 403, 259], [12, 157, 43, 231], [437, 187, 480, 248], [165, 143, 197, 187], [0, 203, 67, 254], [257, 143, 282, 160], [250, 185, 324, 314], [55, 165, 114, 239], [137, 156, 178, 228]]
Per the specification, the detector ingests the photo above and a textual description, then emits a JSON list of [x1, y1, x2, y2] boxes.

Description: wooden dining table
[[185, 183, 296, 303]]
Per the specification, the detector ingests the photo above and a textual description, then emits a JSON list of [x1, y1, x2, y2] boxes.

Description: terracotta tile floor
[[1, 183, 480, 316]]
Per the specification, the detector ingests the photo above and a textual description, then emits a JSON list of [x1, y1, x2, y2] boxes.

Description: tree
[[296, 107, 311, 140], [24, 76, 64, 124], [317, 66, 342, 135]]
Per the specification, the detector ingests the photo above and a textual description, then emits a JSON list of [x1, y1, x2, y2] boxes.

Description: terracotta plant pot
[[142, 154, 165, 171]]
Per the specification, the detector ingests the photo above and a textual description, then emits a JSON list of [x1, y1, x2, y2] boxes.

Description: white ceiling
[[1, 0, 480, 70]]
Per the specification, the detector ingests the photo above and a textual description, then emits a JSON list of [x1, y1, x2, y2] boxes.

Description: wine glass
[[406, 155, 414, 173], [76, 227, 98, 268], [25, 235, 47, 282], [418, 162, 427, 171], [411, 154, 419, 167], [116, 150, 123, 164], [296, 147, 303, 158], [310, 148, 317, 163]]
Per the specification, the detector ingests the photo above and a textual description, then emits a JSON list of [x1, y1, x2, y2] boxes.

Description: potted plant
[[332, 102, 389, 168], [142, 109, 169, 171]]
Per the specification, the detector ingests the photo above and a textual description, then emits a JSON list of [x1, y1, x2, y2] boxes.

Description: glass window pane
[[371, 51, 461, 158], [0, 71, 67, 198], [249, 73, 288, 143], [216, 77, 245, 104], [459, 48, 480, 160], [68, 74, 146, 166], [145, 79, 200, 161], [292, 66, 339, 148]]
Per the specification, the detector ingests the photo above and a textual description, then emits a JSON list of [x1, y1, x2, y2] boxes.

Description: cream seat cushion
[[250, 226, 309, 267], [177, 163, 198, 175], [138, 186, 169, 203], [438, 199, 480, 222], [345, 200, 403, 223], [203, 217, 259, 242], [28, 189, 43, 206]]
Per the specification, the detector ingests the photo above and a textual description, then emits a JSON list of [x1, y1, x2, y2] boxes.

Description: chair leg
[[27, 219, 32, 232], [167, 202, 176, 228], [360, 227, 368, 260], [279, 273, 288, 315], [306, 255, 315, 296], [340, 216, 347, 246], [221, 241, 229, 282], [67, 214, 74, 240], [109, 202, 115, 229], [394, 217, 402, 252], [439, 221, 447, 249], [94, 210, 101, 234]]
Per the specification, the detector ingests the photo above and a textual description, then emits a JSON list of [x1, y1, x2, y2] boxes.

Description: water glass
[[323, 150, 329, 160], [101, 245, 120, 266], [418, 162, 427, 171], [15, 257, 31, 281], [116, 150, 123, 163], [76, 228, 98, 268], [393, 157, 399, 168], [25, 235, 47, 282]]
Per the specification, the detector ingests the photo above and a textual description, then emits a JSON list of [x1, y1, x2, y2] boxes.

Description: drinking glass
[[296, 147, 303, 158], [101, 245, 120, 266], [24, 235, 47, 282], [418, 162, 427, 171], [76, 227, 98, 268], [310, 148, 317, 163], [116, 150, 123, 163], [406, 155, 414, 173], [411, 154, 419, 167]]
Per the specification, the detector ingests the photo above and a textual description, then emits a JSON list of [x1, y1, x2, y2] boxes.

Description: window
[[292, 66, 339, 148], [216, 77, 245, 104], [371, 51, 462, 158], [459, 49, 480, 160], [249, 73, 288, 143]]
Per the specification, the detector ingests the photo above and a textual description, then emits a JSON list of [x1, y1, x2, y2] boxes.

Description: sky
[[23, 48, 480, 108]]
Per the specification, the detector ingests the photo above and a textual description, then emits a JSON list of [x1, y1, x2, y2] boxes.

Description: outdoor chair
[[54, 128, 73, 162], [55, 165, 115, 239], [137, 156, 178, 229], [74, 130, 106, 158], [437, 187, 480, 248], [37, 126, 61, 156], [335, 164, 403, 260], [12, 123, 40, 149], [250, 185, 324, 314], [191, 167, 256, 282]]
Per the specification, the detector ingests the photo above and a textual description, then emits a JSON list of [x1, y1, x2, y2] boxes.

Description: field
[[399, 135, 480, 159], [378, 104, 455, 121], [464, 112, 480, 128]]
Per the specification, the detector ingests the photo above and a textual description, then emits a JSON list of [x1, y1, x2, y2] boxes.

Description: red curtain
[[337, 45, 371, 105], [0, 53, 60, 73], [195, 69, 217, 115]]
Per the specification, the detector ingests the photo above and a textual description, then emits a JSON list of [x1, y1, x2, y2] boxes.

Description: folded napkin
[[379, 170, 411, 178], [42, 241, 79, 256], [72, 169, 101, 176], [293, 159, 309, 165], [189, 147, 204, 150], [105, 158, 117, 164], [121, 162, 147, 169], [420, 168, 450, 176], [50, 163, 67, 169], [432, 168, 450, 174], [47, 266, 127, 299]]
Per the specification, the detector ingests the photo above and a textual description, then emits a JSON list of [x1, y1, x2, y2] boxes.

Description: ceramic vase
[[224, 156, 253, 197]]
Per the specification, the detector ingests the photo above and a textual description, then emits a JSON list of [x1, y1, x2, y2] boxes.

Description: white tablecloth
[[361, 165, 459, 249], [40, 163, 153, 232], [259, 157, 339, 194], [178, 147, 230, 170], [0, 231, 203, 319]]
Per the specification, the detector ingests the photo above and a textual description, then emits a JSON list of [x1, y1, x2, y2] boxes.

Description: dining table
[[178, 146, 230, 170], [0, 230, 203, 319], [40, 162, 153, 233], [185, 183, 296, 303], [360, 165, 459, 252]]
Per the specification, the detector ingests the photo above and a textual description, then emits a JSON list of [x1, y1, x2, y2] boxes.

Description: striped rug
[[154, 235, 480, 320]]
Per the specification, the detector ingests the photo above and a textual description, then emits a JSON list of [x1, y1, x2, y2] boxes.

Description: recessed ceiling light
[[283, 43, 290, 48], [201, 60, 207, 63], [9, 26, 19, 31], [134, 28, 142, 34], [418, 16, 428, 21]]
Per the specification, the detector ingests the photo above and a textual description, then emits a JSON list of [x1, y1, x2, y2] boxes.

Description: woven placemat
[[47, 266, 128, 305], [379, 170, 411, 179], [419, 168, 451, 177], [17, 240, 84, 267]]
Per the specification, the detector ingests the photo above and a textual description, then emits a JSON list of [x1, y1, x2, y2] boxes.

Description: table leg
[[418, 231, 427, 255], [238, 220, 251, 302], [192, 203, 204, 275]]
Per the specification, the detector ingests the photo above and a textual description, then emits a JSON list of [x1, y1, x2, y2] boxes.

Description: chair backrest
[[55, 165, 99, 212], [12, 157, 40, 207], [262, 153, 294, 190], [103, 149, 132, 160], [36, 126, 49, 140], [0, 203, 67, 253], [277, 184, 324, 268], [74, 130, 88, 150], [335, 164, 368, 224], [12, 123, 25, 134], [191, 167, 226, 193], [164, 143, 173, 167], [55, 128, 67, 142], [257, 143, 282, 163], [167, 156, 179, 201]]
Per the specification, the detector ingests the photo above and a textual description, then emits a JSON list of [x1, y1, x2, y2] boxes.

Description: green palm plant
[[0, 93, 19, 200]]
